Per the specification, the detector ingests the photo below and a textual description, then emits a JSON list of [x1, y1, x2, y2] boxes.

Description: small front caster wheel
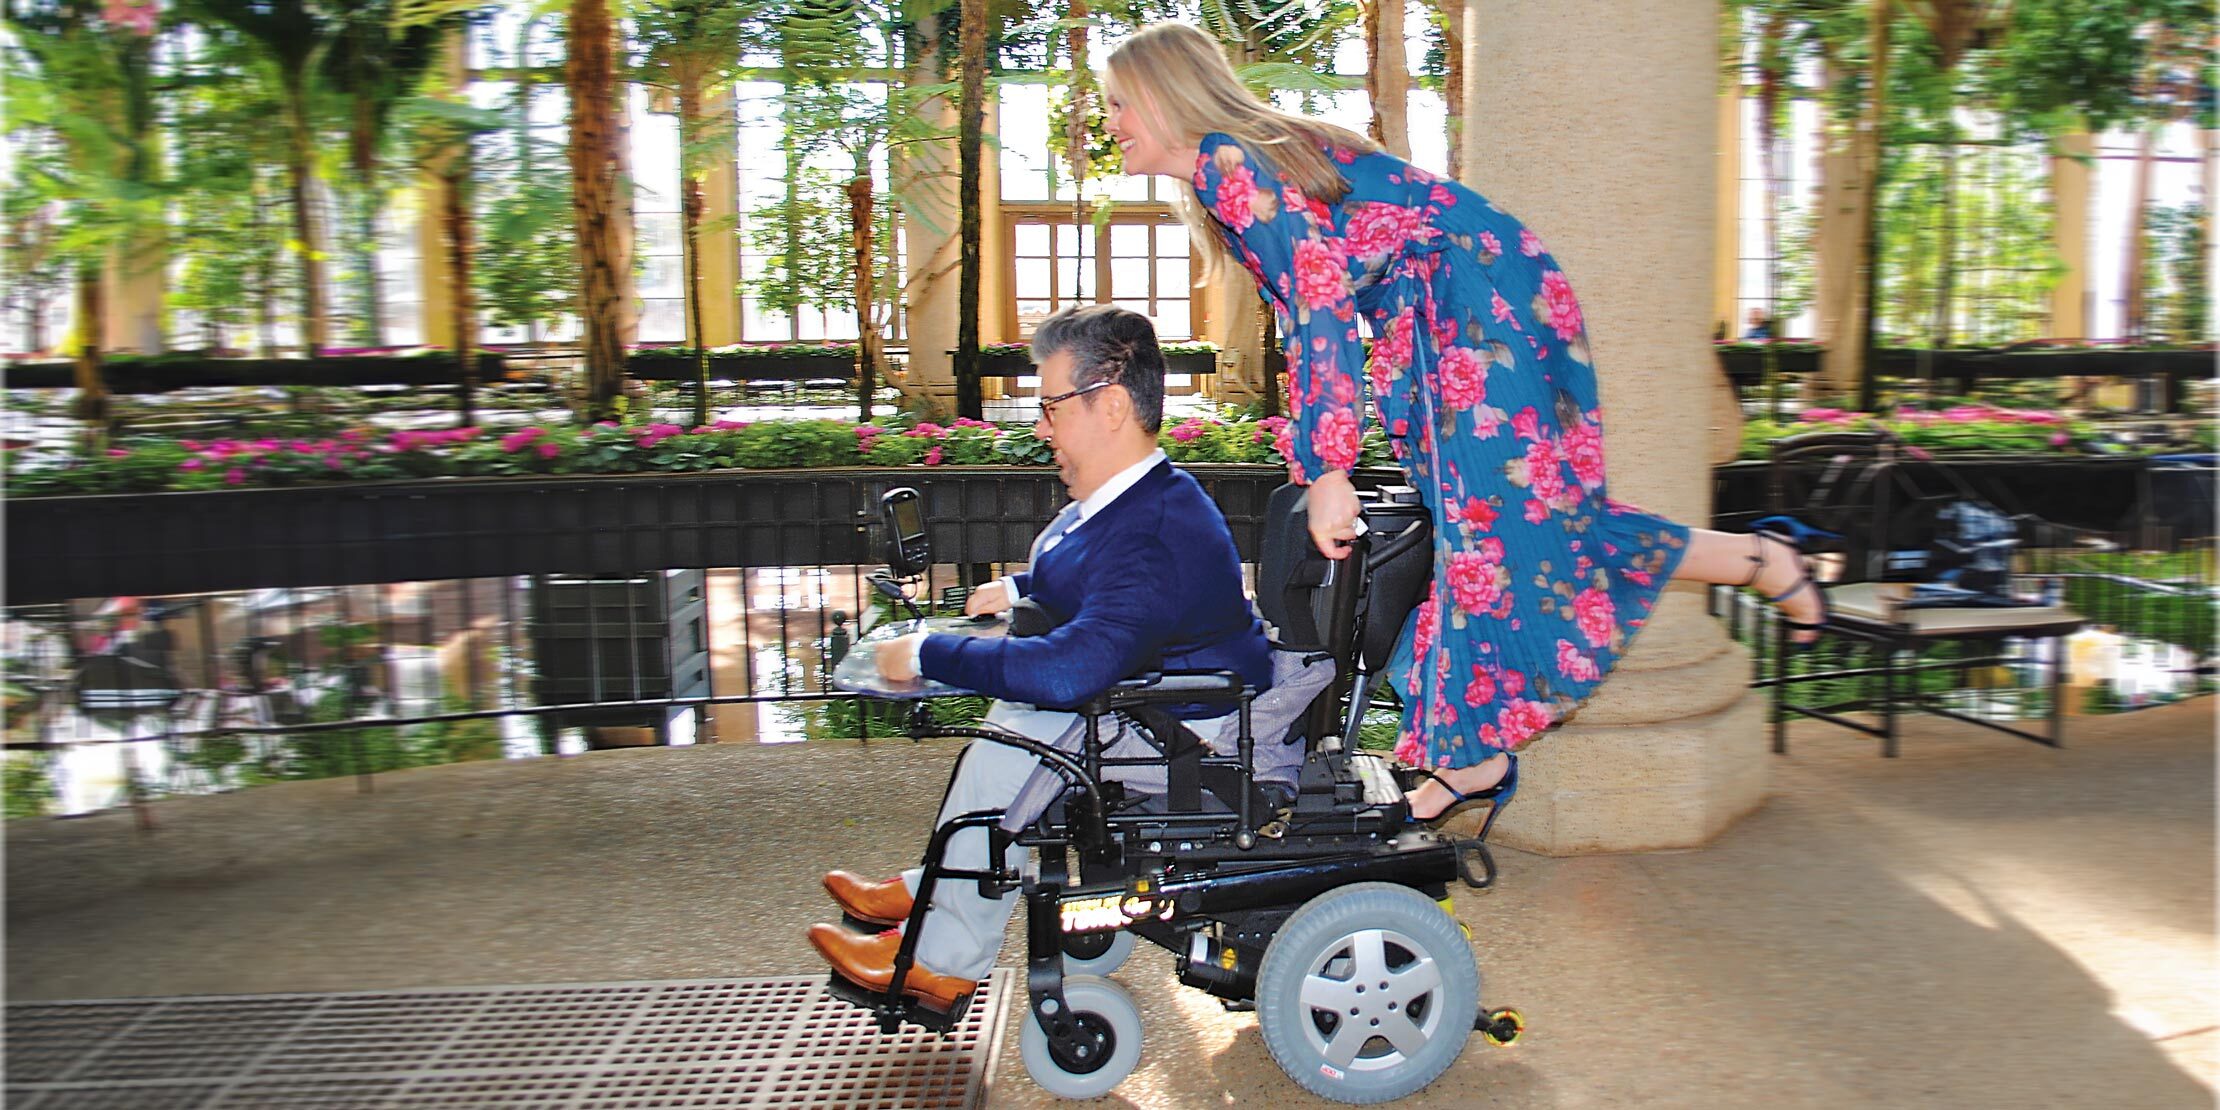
[[1019, 975, 1143, 1099], [1480, 1007, 1524, 1047]]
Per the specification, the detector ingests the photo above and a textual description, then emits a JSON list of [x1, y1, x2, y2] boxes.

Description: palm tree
[[5, 0, 166, 434], [766, 0, 948, 420], [635, 0, 749, 427], [186, 0, 344, 355], [955, 0, 987, 419], [322, 3, 443, 348], [569, 0, 629, 420]]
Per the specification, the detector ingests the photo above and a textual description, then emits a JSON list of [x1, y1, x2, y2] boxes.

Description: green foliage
[[746, 163, 867, 318], [478, 170, 578, 332], [1739, 405, 2098, 459], [994, 425, 1056, 465], [8, 412, 1371, 497], [1160, 415, 1286, 464], [632, 342, 861, 360], [2144, 203, 2210, 344], [803, 692, 992, 741], [3, 753, 57, 820], [1876, 136, 2061, 346], [2055, 550, 2219, 657], [405, 696, 505, 765], [862, 430, 930, 465]]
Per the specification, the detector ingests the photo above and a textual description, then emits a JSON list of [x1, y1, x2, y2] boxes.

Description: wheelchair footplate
[[824, 967, 976, 1036]]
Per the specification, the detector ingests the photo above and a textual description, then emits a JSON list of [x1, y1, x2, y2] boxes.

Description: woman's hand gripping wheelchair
[[828, 484, 1523, 1103]]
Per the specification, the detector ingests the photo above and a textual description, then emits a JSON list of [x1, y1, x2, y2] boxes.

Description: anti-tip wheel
[[1061, 928, 1137, 977], [1481, 1008, 1524, 1047]]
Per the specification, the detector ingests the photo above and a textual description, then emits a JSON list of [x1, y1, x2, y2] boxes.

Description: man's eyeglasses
[[1037, 380, 1113, 427]]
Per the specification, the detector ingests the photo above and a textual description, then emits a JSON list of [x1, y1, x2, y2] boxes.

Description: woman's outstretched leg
[[1404, 752, 1513, 820], [1670, 528, 1825, 644]]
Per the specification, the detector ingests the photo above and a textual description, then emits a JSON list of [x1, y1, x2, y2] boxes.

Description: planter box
[[1715, 348, 1823, 387], [1711, 454, 2159, 538], [14, 454, 2189, 605], [969, 350, 1218, 379], [3, 355, 507, 393], [627, 353, 858, 382], [1715, 346, 2212, 401], [5, 465, 1289, 604]]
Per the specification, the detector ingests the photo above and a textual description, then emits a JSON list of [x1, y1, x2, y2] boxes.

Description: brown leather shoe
[[807, 923, 978, 1011], [823, 870, 913, 928]]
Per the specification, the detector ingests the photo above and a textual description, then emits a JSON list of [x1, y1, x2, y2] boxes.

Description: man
[[808, 305, 1275, 1009]]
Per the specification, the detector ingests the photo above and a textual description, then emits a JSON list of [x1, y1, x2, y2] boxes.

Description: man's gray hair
[[1028, 304, 1167, 433]]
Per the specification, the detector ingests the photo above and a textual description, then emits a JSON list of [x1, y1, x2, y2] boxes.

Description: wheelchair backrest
[[1256, 482, 1434, 674], [1256, 483, 1354, 654]]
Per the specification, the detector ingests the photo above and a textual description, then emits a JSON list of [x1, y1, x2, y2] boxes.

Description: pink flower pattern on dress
[[1572, 588, 1616, 649], [1313, 407, 1363, 473], [1343, 203, 1429, 260], [1539, 270, 1583, 341], [1292, 237, 1351, 311], [1435, 345, 1488, 411], [1213, 167, 1259, 231], [1190, 132, 1686, 766]]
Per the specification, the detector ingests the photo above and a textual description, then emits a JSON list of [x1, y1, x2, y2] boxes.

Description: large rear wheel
[[1254, 882, 1480, 1104]]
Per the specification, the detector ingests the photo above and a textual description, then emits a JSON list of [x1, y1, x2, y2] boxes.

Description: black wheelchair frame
[[830, 483, 1521, 1099]]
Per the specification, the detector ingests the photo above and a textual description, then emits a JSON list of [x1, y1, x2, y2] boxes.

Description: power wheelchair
[[827, 483, 1523, 1103]]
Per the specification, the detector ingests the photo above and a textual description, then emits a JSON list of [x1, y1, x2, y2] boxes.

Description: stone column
[[1709, 76, 1744, 465], [418, 184, 452, 349], [1713, 82, 1740, 340], [2049, 132, 2093, 339], [101, 228, 166, 354], [1197, 266, 1266, 406], [899, 44, 961, 416], [1460, 0, 1766, 854]]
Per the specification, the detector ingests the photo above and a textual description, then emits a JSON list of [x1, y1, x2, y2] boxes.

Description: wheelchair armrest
[[1084, 669, 1248, 714]]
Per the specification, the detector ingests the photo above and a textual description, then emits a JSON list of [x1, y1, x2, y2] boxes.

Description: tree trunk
[[1853, 0, 1889, 413], [1365, 0, 1411, 159], [253, 174, 278, 359], [568, 0, 627, 421], [1934, 132, 1958, 349], [955, 0, 987, 420], [1756, 11, 1783, 328], [70, 260, 109, 432], [443, 152, 477, 427], [1438, 0, 1465, 178], [2122, 125, 2156, 341], [352, 94, 384, 347], [848, 173, 879, 422], [1066, 0, 1091, 227], [282, 65, 328, 356], [678, 69, 710, 428]]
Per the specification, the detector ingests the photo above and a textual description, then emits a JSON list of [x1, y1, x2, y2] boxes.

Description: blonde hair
[[1105, 23, 1379, 280]]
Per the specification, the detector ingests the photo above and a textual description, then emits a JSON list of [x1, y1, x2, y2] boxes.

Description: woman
[[1104, 24, 1824, 820]]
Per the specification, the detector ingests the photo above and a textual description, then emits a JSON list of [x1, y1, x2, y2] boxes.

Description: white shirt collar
[[1071, 450, 1167, 529]]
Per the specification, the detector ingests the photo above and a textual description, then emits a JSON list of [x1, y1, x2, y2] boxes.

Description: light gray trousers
[[898, 701, 1230, 981]]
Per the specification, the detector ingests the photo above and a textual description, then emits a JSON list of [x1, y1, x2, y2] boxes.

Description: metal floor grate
[[5, 973, 1011, 1109]]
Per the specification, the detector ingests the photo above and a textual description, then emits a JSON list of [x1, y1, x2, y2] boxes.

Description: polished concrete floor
[[7, 698, 2213, 1108]]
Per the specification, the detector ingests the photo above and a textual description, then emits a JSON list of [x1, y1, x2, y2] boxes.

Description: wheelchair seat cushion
[[994, 648, 1336, 832]]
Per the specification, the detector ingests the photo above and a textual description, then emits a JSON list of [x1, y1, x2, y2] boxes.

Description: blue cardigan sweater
[[918, 459, 1273, 713]]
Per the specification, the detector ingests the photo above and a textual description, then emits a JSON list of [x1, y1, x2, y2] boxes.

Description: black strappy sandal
[[1397, 753, 1519, 837], [1746, 516, 1834, 651]]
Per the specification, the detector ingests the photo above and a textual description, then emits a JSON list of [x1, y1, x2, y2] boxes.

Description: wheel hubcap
[[1295, 927, 1445, 1072]]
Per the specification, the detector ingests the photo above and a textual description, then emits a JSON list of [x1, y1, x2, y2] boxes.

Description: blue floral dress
[[1193, 133, 1690, 770]]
